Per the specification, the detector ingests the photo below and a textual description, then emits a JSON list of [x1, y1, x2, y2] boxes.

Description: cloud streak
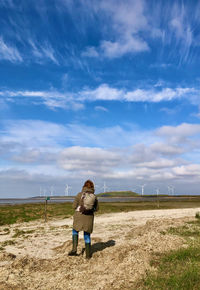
[[0, 37, 22, 63], [1, 84, 199, 111]]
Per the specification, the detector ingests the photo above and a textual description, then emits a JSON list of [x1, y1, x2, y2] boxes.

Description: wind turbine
[[139, 184, 146, 196], [65, 184, 71, 196], [40, 186, 42, 197], [168, 185, 175, 195], [50, 186, 54, 197], [156, 187, 160, 208], [171, 186, 175, 195], [156, 187, 160, 196], [43, 187, 46, 197], [94, 183, 99, 192], [103, 182, 109, 193]]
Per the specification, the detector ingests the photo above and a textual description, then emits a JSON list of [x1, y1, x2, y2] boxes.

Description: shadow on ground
[[91, 240, 116, 254]]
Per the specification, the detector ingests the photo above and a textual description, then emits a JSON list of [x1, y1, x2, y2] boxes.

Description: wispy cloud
[[0, 89, 84, 110], [0, 37, 22, 63], [0, 0, 14, 8], [169, 2, 193, 63], [1, 84, 200, 111], [95, 106, 108, 112], [29, 39, 59, 64]]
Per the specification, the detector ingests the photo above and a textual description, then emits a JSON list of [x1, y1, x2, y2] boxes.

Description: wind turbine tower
[[65, 184, 71, 196], [141, 184, 146, 196], [43, 188, 46, 197], [168, 185, 175, 195], [40, 187, 42, 197], [156, 188, 160, 196], [103, 182, 108, 193], [50, 186, 54, 197]]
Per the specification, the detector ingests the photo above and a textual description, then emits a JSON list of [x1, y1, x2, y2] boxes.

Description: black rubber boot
[[85, 243, 92, 259], [68, 235, 78, 256]]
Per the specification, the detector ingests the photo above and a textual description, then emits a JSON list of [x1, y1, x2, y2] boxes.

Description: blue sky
[[1, 0, 200, 197]]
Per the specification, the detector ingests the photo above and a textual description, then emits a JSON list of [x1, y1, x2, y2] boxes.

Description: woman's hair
[[83, 180, 94, 189]]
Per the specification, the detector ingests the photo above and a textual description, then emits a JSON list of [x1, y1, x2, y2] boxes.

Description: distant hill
[[97, 191, 139, 197]]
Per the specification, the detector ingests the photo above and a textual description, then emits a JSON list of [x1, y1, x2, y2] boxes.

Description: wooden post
[[44, 196, 50, 222]]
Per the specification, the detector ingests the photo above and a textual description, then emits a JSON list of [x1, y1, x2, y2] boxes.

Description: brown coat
[[72, 189, 99, 234]]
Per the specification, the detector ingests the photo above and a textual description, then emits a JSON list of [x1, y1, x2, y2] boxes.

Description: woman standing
[[68, 180, 99, 259]]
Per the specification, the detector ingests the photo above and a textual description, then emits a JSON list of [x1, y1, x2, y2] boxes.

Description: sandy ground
[[0, 207, 199, 290]]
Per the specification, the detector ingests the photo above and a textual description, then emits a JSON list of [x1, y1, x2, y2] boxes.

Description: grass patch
[[141, 215, 200, 289], [168, 225, 200, 238], [195, 211, 200, 219], [0, 227, 10, 235], [12, 229, 35, 238], [144, 247, 200, 290], [0, 202, 74, 226], [1, 240, 15, 247]]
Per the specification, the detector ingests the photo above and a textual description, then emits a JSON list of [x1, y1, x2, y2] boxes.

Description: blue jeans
[[72, 229, 91, 244]]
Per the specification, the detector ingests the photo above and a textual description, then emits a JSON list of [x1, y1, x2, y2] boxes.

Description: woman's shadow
[[81, 240, 115, 256], [92, 239, 115, 254]]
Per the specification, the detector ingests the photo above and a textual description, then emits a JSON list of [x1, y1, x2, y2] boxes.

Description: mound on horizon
[[97, 191, 139, 197]]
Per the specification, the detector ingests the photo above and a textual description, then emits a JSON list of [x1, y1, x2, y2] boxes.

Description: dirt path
[[0, 207, 199, 290]]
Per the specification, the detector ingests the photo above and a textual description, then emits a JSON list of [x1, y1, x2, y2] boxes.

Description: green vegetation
[[1, 198, 200, 226], [12, 228, 35, 238], [97, 191, 139, 197], [195, 211, 200, 219], [0, 227, 10, 235], [0, 202, 74, 226], [2, 240, 15, 247], [141, 213, 200, 289]]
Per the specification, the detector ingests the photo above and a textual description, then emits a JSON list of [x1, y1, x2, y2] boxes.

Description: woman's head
[[83, 180, 94, 190]]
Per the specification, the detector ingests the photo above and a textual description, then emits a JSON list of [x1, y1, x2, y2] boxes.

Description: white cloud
[[100, 36, 149, 58], [78, 84, 197, 103], [80, 84, 123, 101], [0, 37, 22, 63], [95, 106, 108, 112], [150, 143, 184, 156], [81, 46, 99, 58], [29, 39, 59, 64], [0, 89, 84, 111], [157, 123, 200, 143], [59, 146, 120, 173], [1, 84, 200, 111], [82, 0, 149, 58], [172, 164, 200, 177], [1, 120, 66, 148], [2, 119, 200, 196], [137, 158, 179, 169]]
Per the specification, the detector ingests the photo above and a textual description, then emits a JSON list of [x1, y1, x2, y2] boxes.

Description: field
[[1, 197, 200, 226], [1, 199, 200, 289]]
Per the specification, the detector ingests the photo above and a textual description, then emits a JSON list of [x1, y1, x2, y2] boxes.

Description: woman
[[68, 180, 99, 259]]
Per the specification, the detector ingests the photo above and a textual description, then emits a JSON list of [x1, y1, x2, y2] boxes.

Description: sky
[[1, 0, 200, 197]]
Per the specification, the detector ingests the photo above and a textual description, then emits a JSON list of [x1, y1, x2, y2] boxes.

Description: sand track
[[0, 208, 199, 290]]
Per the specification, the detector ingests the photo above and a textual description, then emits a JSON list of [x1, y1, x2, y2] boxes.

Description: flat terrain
[[0, 207, 199, 289]]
